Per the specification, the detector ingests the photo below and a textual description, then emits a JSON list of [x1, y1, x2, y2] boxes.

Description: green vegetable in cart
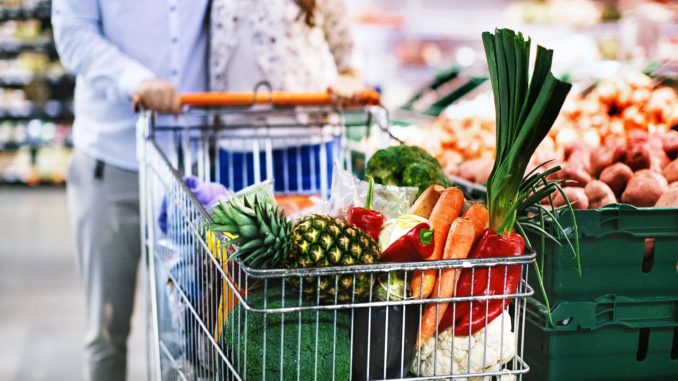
[[374, 272, 408, 302], [366, 145, 451, 195], [437, 28, 578, 336], [222, 288, 351, 381]]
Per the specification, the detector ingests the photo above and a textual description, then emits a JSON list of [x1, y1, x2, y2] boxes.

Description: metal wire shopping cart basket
[[138, 91, 535, 381]]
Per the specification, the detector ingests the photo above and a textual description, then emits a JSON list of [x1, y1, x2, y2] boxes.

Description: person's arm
[[317, 0, 355, 74], [209, 0, 228, 91], [318, 0, 364, 104], [52, 0, 180, 113]]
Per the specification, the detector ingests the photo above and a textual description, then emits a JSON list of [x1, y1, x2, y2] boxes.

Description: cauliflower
[[411, 311, 516, 381]]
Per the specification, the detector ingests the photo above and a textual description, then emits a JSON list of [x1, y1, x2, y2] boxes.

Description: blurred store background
[[0, 0, 676, 380]]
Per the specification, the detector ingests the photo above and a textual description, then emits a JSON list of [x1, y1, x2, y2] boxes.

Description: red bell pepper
[[380, 222, 434, 262], [347, 176, 384, 241], [438, 228, 525, 335]]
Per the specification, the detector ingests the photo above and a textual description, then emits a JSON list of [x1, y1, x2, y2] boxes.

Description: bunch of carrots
[[404, 184, 490, 346]]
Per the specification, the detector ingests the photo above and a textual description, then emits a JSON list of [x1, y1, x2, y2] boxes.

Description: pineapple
[[287, 214, 380, 301], [209, 197, 380, 301]]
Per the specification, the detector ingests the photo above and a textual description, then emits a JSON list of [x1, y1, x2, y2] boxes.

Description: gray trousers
[[67, 150, 141, 381]]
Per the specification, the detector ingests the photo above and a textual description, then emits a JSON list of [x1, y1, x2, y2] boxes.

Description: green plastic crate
[[524, 298, 678, 381], [528, 204, 678, 304], [527, 296, 678, 331]]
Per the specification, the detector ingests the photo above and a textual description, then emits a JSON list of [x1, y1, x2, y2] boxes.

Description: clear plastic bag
[[235, 179, 275, 204], [324, 163, 418, 219]]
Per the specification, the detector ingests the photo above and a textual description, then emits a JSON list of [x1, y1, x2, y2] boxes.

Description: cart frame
[[139, 92, 534, 381]]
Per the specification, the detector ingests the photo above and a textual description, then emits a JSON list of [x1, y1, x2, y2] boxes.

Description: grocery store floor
[[0, 187, 146, 381]]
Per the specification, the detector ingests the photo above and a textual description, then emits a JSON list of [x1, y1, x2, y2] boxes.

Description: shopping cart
[[138, 91, 535, 381]]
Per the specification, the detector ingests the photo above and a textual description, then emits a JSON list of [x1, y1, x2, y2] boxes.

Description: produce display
[[205, 28, 577, 381], [427, 114, 495, 176], [555, 73, 677, 148], [412, 73, 678, 197], [546, 129, 678, 208]]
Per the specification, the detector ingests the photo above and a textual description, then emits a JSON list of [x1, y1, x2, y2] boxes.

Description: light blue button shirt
[[52, 0, 209, 171]]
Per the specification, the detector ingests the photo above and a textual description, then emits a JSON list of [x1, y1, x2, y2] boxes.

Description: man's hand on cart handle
[[132, 79, 181, 114]]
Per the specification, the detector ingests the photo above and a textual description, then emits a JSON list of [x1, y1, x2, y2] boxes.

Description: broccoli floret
[[367, 145, 451, 195], [365, 148, 401, 185], [395, 145, 441, 169], [402, 162, 441, 193], [402, 162, 452, 195], [222, 288, 351, 380]]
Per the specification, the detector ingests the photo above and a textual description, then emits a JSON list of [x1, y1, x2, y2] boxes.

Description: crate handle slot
[[636, 328, 650, 361], [179, 90, 381, 107], [671, 327, 678, 360], [642, 238, 655, 273]]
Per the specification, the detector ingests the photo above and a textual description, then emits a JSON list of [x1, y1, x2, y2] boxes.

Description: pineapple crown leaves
[[208, 195, 292, 269]]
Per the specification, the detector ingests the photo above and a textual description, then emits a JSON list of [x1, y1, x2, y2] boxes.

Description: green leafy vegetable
[[223, 288, 351, 380], [483, 29, 572, 234], [481, 28, 580, 319]]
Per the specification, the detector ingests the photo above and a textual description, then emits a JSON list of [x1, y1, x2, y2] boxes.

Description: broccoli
[[222, 288, 351, 380], [402, 162, 451, 192], [366, 145, 451, 195]]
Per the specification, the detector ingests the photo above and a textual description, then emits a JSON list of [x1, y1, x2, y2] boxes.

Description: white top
[[52, 0, 209, 171], [224, 19, 267, 92], [210, 0, 353, 92], [216, 10, 342, 151]]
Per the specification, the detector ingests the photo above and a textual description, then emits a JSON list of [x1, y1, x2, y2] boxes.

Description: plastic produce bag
[[158, 175, 234, 235], [156, 176, 237, 377], [325, 164, 418, 219], [234, 179, 275, 204]]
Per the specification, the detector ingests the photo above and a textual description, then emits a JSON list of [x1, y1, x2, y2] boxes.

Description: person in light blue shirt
[[52, 1, 209, 379]]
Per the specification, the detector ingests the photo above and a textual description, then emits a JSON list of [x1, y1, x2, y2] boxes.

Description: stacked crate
[[525, 204, 678, 381]]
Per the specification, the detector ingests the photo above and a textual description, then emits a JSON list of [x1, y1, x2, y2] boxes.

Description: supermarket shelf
[[0, 100, 73, 120], [0, 141, 72, 151], [0, 39, 54, 54], [0, 113, 73, 121], [0, 5, 51, 21], [0, 114, 73, 121], [0, 74, 73, 87], [0, 2, 72, 166], [0, 179, 65, 187], [1, 144, 32, 152]]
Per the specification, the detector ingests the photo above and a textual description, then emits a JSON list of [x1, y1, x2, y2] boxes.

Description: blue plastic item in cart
[[217, 137, 339, 194]]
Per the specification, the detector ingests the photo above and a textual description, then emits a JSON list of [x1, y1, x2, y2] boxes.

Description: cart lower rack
[[139, 92, 535, 381]]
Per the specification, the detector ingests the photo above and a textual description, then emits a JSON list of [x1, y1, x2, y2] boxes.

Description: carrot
[[416, 217, 475, 347], [410, 187, 465, 299], [462, 203, 489, 243]]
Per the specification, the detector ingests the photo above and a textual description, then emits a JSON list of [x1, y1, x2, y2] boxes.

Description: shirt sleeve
[[209, 0, 228, 91], [52, 0, 156, 99], [318, 0, 354, 72]]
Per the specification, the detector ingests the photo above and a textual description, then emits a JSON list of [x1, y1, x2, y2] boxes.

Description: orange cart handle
[[179, 89, 380, 107]]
